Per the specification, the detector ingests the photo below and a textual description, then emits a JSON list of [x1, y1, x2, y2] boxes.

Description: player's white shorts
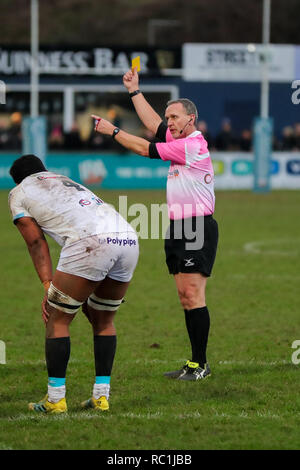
[[56, 232, 139, 282]]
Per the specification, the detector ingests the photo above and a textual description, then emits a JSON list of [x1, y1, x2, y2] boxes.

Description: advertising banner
[[0, 46, 181, 77], [212, 152, 300, 189], [0, 152, 300, 191], [183, 43, 295, 82], [295, 46, 300, 80], [0, 153, 169, 190]]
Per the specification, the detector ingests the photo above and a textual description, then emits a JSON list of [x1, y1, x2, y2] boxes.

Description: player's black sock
[[45, 337, 71, 378], [94, 335, 117, 376], [184, 307, 210, 368]]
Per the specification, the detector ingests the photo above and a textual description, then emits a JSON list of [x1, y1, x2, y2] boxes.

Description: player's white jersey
[[8, 171, 134, 247]]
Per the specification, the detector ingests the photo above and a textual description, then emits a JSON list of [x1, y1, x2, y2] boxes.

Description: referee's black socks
[[184, 307, 210, 369]]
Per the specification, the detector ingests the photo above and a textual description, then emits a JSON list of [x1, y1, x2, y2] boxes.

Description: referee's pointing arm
[[91, 114, 152, 157]]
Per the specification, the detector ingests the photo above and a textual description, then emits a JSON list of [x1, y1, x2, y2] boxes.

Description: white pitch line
[[243, 239, 300, 256], [3, 358, 292, 367], [226, 273, 300, 281], [0, 410, 292, 423], [218, 359, 290, 366]]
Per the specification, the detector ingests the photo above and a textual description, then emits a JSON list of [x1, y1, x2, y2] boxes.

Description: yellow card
[[131, 56, 141, 72]]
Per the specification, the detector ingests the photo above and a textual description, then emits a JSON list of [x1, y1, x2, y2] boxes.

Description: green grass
[[1, 189, 300, 450]]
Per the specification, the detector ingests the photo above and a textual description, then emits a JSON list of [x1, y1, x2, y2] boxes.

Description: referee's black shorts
[[164, 215, 218, 277]]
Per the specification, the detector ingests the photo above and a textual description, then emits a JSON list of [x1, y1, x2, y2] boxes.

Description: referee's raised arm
[[123, 67, 162, 135]]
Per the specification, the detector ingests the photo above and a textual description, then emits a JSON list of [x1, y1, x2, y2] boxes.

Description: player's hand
[[41, 292, 49, 325], [123, 67, 139, 92], [91, 115, 115, 135]]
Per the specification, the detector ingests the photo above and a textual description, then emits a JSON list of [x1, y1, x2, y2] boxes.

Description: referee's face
[[165, 103, 194, 139]]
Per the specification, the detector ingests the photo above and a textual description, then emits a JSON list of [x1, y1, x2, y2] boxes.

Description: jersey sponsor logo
[[184, 258, 195, 267], [79, 199, 92, 206], [91, 196, 104, 205], [168, 169, 180, 178], [79, 196, 103, 207], [106, 236, 137, 247]]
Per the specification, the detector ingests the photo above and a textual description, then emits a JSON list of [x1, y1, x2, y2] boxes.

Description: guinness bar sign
[[0, 46, 181, 76]]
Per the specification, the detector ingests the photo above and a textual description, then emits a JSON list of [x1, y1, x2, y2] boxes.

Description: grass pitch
[[0, 189, 300, 450]]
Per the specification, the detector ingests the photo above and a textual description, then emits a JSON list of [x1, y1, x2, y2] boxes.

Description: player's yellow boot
[[28, 394, 67, 414], [81, 396, 109, 411]]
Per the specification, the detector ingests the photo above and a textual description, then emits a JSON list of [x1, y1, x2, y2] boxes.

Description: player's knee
[[92, 313, 115, 334], [86, 294, 123, 333], [46, 322, 70, 339], [45, 309, 73, 338]]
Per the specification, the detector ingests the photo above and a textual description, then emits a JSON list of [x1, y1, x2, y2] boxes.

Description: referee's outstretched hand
[[91, 115, 115, 136], [123, 67, 139, 92]]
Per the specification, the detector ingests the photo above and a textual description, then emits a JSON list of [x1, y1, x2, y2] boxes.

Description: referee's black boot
[[163, 360, 190, 379], [177, 362, 211, 381]]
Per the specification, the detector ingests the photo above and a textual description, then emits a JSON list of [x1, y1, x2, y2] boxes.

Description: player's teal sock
[[48, 377, 66, 387], [95, 376, 110, 385], [48, 377, 66, 403]]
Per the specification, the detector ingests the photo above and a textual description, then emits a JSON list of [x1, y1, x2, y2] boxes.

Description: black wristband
[[112, 127, 120, 139], [129, 90, 141, 98]]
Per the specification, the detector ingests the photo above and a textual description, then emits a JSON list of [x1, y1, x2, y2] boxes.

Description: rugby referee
[[92, 67, 218, 381]]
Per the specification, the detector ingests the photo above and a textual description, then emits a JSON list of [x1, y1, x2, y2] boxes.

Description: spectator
[[280, 126, 295, 151], [49, 124, 64, 150], [87, 125, 111, 151], [0, 120, 10, 149], [293, 122, 300, 150], [272, 134, 281, 151], [7, 112, 22, 150], [215, 118, 237, 151], [107, 107, 122, 128], [64, 123, 82, 150], [239, 129, 252, 152], [197, 120, 214, 149]]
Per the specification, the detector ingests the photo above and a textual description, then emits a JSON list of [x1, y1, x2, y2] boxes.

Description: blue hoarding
[[0, 153, 169, 190]]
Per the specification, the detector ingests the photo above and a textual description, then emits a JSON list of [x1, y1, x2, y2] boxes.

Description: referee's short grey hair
[[166, 98, 198, 121]]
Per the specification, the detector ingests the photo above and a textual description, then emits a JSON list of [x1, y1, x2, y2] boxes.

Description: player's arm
[[15, 217, 53, 290], [123, 68, 162, 135]]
